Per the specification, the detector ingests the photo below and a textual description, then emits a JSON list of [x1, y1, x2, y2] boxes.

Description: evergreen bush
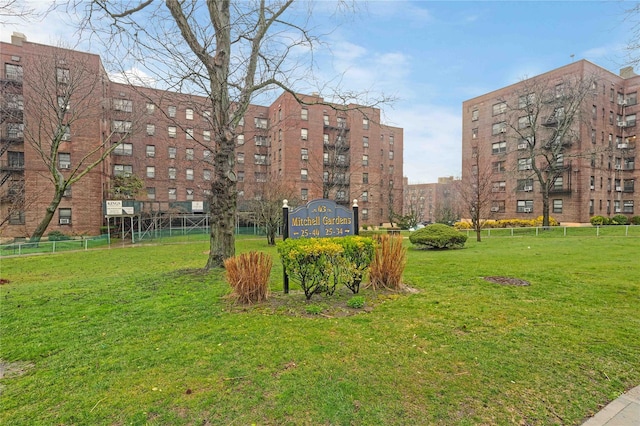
[[409, 223, 468, 250]]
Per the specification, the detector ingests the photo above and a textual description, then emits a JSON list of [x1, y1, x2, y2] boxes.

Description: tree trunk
[[30, 191, 64, 243], [541, 189, 550, 227]]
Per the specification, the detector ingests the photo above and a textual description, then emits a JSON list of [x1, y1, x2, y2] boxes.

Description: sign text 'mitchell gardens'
[[288, 199, 354, 239]]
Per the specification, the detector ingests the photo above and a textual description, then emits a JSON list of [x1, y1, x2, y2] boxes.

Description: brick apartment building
[[0, 34, 403, 239], [403, 176, 459, 224], [462, 60, 638, 224]]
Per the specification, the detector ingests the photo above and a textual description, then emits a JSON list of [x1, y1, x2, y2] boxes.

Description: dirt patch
[[484, 276, 531, 286], [0, 360, 34, 395], [226, 284, 419, 318], [0, 279, 10, 285]]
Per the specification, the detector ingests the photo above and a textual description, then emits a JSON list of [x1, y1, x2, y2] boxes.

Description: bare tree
[[500, 73, 598, 227], [69, 1, 388, 269], [455, 147, 494, 242], [250, 180, 298, 245], [0, 0, 37, 24], [22, 46, 134, 242]]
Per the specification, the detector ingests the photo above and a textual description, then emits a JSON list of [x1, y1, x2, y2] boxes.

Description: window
[[362, 136, 369, 147], [361, 191, 368, 202], [255, 135, 267, 146], [336, 190, 346, 202], [518, 93, 535, 108], [56, 68, 70, 84], [301, 148, 308, 161], [113, 98, 133, 112], [323, 115, 329, 126], [472, 128, 478, 139], [518, 158, 532, 171], [518, 116, 531, 129], [59, 153, 71, 169], [186, 169, 194, 180], [186, 108, 194, 120], [626, 92, 638, 106], [114, 164, 133, 176], [168, 126, 177, 138], [254, 154, 267, 164], [301, 128, 308, 140], [492, 161, 506, 173], [517, 200, 534, 213], [553, 176, 564, 190], [492, 181, 506, 192], [389, 151, 394, 160], [168, 106, 176, 118], [185, 128, 194, 140], [203, 130, 211, 141], [626, 114, 637, 127], [7, 123, 24, 139], [362, 208, 369, 220], [8, 210, 25, 225], [168, 167, 177, 179], [146, 124, 155, 136], [362, 155, 369, 166], [203, 149, 212, 160], [555, 84, 565, 99], [112, 120, 132, 133], [491, 201, 505, 213], [301, 188, 308, 201], [186, 188, 194, 201], [113, 143, 133, 156], [168, 147, 177, 159], [236, 171, 244, 182], [323, 134, 330, 145], [623, 200, 634, 213], [363, 118, 369, 130], [237, 152, 245, 164], [237, 134, 245, 145], [471, 109, 479, 121], [516, 179, 533, 192], [301, 108, 308, 120], [389, 135, 394, 145], [146, 166, 155, 178], [203, 169, 211, 181], [186, 148, 194, 160], [168, 188, 177, 200], [492, 102, 507, 115], [337, 117, 346, 128], [146, 103, 155, 114], [5, 63, 23, 81], [204, 110, 212, 121], [59, 208, 72, 225], [492, 122, 506, 135], [57, 96, 68, 112], [323, 171, 329, 183], [146, 145, 155, 157], [301, 169, 308, 181], [492, 141, 507, 154], [255, 172, 267, 182], [363, 173, 368, 184], [254, 117, 268, 129]]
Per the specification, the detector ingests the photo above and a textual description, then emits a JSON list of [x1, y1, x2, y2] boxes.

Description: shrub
[[454, 221, 472, 230], [611, 214, 629, 225], [333, 236, 375, 294], [278, 238, 343, 300], [368, 235, 406, 291], [631, 216, 640, 225], [47, 230, 71, 241], [347, 296, 366, 309], [409, 223, 468, 250], [590, 215, 609, 226], [224, 251, 273, 304]]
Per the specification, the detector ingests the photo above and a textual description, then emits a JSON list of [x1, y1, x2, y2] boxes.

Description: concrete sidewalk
[[582, 385, 640, 425]]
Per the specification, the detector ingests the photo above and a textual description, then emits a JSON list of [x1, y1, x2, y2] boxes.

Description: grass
[[1, 236, 639, 425]]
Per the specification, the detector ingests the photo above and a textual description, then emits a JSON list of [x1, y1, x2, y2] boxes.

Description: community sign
[[288, 199, 354, 239]]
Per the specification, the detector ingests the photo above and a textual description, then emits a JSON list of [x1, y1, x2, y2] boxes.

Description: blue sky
[[2, 1, 636, 183]]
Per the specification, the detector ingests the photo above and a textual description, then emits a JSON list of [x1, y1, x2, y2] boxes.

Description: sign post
[[282, 199, 290, 294]]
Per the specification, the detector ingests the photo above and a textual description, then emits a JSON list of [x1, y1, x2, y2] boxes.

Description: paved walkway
[[582, 385, 640, 425]]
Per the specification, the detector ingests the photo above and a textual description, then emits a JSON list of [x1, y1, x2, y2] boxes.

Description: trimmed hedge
[[409, 224, 468, 250], [454, 216, 559, 230]]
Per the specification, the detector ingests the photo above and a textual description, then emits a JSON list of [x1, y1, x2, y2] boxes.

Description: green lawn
[[1, 236, 639, 425]]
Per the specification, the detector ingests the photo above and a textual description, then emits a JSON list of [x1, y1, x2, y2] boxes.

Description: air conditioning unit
[[618, 143, 629, 149], [500, 128, 507, 133], [517, 143, 528, 150], [590, 185, 595, 190], [60, 163, 71, 169], [615, 208, 621, 213], [523, 165, 532, 170], [523, 208, 532, 213], [524, 186, 533, 192], [615, 165, 623, 170], [59, 218, 70, 224], [301, 155, 308, 161], [616, 186, 622, 191], [620, 99, 627, 106], [490, 207, 500, 212], [617, 121, 627, 127]]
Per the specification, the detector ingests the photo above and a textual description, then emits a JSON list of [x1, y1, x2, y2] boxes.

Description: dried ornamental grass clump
[[367, 235, 406, 291], [224, 251, 273, 304]]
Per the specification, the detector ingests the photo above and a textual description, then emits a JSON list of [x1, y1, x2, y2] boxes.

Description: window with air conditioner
[[58, 153, 71, 169], [59, 208, 71, 225]]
